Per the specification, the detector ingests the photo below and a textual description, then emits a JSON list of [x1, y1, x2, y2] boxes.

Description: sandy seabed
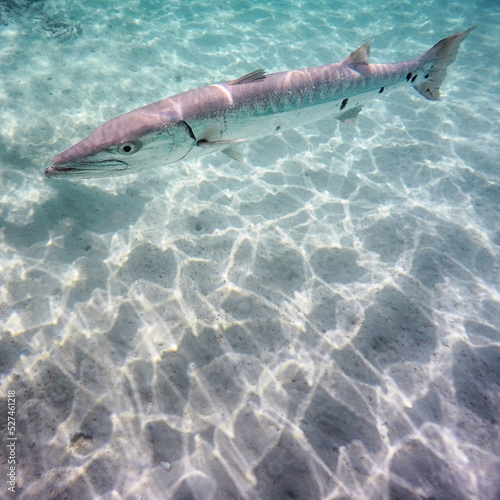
[[1, 1, 500, 498]]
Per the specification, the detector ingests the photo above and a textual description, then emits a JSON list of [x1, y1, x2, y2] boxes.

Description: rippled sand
[[1, 1, 499, 498]]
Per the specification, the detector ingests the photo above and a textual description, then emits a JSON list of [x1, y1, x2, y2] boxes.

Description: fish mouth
[[44, 159, 129, 179]]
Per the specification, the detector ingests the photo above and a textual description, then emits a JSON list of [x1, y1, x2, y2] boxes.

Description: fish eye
[[118, 141, 141, 155]]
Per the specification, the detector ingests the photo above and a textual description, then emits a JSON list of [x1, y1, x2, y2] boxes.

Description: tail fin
[[414, 27, 476, 100]]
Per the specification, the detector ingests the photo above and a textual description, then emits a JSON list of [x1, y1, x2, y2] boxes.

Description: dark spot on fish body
[[425, 74, 430, 79], [275, 125, 281, 131], [411, 74, 418, 83], [379, 87, 384, 93], [221, 119, 228, 135], [406, 72, 412, 81], [340, 98, 348, 110]]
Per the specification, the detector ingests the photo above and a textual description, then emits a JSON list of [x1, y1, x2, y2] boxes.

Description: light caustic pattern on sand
[[1, 0, 500, 499]]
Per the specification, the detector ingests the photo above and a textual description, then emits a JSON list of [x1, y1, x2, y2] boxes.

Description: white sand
[[1, 0, 499, 498]]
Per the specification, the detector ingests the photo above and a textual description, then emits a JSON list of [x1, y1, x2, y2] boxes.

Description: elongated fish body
[[45, 28, 474, 179]]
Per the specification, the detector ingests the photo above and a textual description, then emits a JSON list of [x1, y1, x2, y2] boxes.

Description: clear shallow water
[[1, 0, 499, 498]]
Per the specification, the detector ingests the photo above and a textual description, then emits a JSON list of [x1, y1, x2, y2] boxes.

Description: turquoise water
[[1, 0, 499, 498]]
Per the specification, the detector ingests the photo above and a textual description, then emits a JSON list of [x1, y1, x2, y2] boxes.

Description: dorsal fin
[[230, 69, 266, 85], [343, 41, 372, 67]]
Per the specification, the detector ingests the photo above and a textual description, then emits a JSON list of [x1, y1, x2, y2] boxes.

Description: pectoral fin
[[196, 139, 246, 161], [197, 139, 246, 147]]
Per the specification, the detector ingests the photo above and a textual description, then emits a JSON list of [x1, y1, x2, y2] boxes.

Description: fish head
[[45, 105, 196, 179]]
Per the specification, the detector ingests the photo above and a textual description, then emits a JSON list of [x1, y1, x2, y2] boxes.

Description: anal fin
[[337, 105, 363, 124]]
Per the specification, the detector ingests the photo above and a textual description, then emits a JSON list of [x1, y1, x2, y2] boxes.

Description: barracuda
[[44, 28, 474, 179]]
